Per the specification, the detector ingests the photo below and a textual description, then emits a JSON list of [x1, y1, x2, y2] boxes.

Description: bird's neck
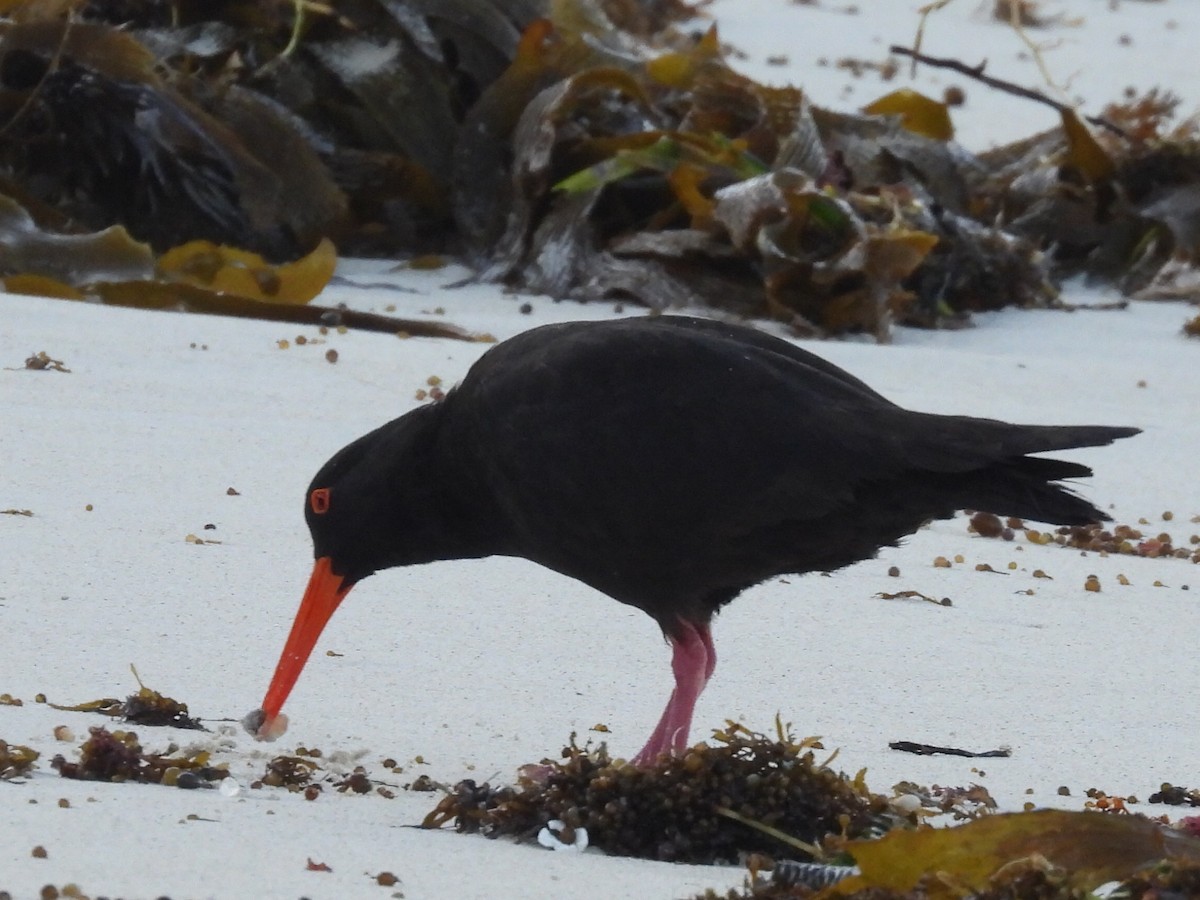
[[380, 403, 511, 567]]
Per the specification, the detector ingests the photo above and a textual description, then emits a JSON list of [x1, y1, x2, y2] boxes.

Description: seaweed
[[257, 754, 319, 789], [0, 739, 39, 779], [696, 815, 1200, 899], [51, 726, 226, 787], [423, 721, 892, 864], [46, 665, 205, 730], [0, 2, 1196, 338]]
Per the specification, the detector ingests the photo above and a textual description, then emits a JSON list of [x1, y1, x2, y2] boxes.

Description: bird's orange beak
[[256, 556, 350, 739]]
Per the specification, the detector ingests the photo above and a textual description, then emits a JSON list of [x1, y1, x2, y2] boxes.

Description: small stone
[[176, 771, 204, 790], [969, 511, 1003, 537]]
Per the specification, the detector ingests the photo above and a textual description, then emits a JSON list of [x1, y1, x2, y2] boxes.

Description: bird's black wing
[[440, 316, 1134, 618], [447, 317, 914, 546]]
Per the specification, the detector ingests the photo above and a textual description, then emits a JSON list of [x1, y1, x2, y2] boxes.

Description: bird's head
[[301, 427, 402, 588], [247, 403, 490, 740], [251, 412, 440, 740]]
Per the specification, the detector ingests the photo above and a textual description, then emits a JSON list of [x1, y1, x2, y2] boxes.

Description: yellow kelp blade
[[834, 809, 1200, 895], [157, 238, 337, 304], [863, 88, 954, 141]]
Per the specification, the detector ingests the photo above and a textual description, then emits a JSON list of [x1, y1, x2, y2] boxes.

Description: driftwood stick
[[887, 45, 1126, 139], [889, 740, 1012, 758]]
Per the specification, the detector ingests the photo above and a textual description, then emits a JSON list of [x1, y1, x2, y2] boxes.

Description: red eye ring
[[310, 487, 331, 514]]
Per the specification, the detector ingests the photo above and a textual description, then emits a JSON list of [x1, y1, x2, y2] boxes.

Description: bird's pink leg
[[631, 620, 715, 766], [700, 622, 717, 681]]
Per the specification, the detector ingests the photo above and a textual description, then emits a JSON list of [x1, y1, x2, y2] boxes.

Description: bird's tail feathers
[[961, 457, 1111, 525]]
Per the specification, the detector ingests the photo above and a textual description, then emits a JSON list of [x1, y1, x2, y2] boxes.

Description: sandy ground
[[2, 2, 1199, 898]]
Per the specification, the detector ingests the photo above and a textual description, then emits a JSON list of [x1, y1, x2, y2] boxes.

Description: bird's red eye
[[310, 488, 331, 514]]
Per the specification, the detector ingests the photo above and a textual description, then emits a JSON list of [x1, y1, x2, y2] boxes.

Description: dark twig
[[91, 281, 489, 341], [889, 740, 1012, 758], [888, 45, 1127, 139]]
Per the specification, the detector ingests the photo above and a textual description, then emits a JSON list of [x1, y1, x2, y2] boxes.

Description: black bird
[[251, 315, 1138, 763]]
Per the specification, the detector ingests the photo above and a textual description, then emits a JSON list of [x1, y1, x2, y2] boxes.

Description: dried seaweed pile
[[51, 726, 226, 787], [0, 0, 587, 261], [422, 723, 890, 863], [421, 722, 1200, 893], [250, 752, 396, 800], [1, 2, 1200, 338], [1152, 783, 1200, 809], [22, 672, 225, 787], [45, 665, 206, 730], [465, 25, 1200, 338]]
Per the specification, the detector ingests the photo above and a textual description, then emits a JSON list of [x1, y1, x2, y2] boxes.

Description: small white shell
[[537, 820, 589, 852], [219, 776, 242, 798], [891, 793, 924, 814]]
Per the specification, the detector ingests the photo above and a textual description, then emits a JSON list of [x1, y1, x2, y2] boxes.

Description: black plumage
[[254, 315, 1138, 762]]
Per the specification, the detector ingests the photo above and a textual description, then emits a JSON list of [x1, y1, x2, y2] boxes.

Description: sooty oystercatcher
[[246, 315, 1138, 764]]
